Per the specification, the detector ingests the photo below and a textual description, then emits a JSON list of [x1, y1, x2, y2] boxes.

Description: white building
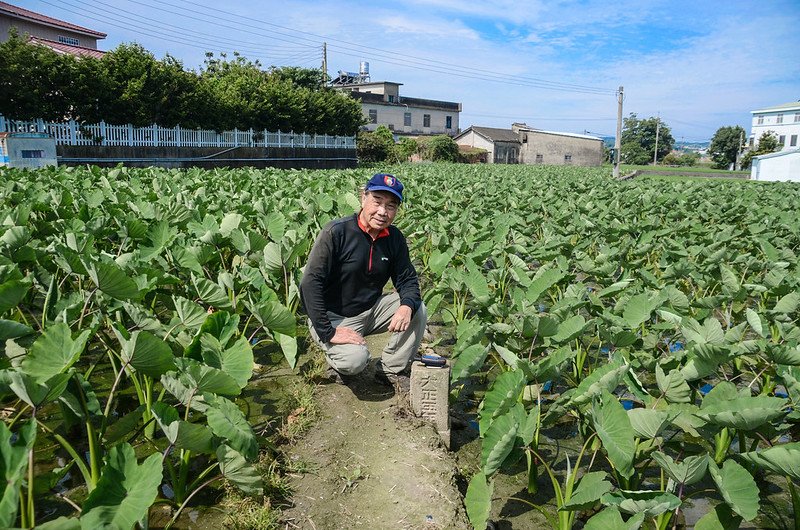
[[332, 68, 460, 137], [750, 101, 800, 151], [750, 149, 800, 182]]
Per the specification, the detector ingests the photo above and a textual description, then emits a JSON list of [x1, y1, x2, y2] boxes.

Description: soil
[[278, 333, 471, 530]]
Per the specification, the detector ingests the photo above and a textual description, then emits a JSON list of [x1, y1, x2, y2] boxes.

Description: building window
[[368, 109, 377, 124], [388, 95, 395, 103], [387, 124, 394, 131], [777, 114, 784, 124], [757, 116, 764, 125], [445, 116, 452, 129], [564, 154, 573, 164], [404, 112, 411, 127], [795, 112, 800, 122], [423, 114, 431, 127], [58, 35, 80, 46], [779, 135, 786, 145], [522, 134, 528, 143], [535, 154, 543, 164], [749, 137, 754, 148], [791, 135, 798, 147], [21, 150, 44, 159]]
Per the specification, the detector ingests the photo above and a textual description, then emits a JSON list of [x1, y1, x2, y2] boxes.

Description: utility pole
[[653, 114, 661, 165], [321, 42, 327, 87], [735, 130, 744, 171], [613, 86, 623, 178]]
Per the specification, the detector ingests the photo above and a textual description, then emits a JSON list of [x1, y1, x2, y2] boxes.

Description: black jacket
[[300, 214, 422, 343]]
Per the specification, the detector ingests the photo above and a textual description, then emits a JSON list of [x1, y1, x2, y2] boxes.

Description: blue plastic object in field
[[669, 341, 684, 353], [542, 380, 554, 392], [699, 383, 714, 395], [621, 399, 635, 410], [420, 354, 447, 367]]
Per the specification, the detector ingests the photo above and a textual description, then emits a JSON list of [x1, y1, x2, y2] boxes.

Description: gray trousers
[[308, 292, 427, 376]]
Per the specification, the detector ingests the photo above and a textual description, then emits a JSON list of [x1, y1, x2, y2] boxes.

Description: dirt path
[[279, 334, 470, 530]]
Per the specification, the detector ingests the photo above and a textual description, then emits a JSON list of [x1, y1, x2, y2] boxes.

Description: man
[[300, 173, 427, 390]]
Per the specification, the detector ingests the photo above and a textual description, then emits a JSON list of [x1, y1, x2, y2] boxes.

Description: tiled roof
[[29, 36, 106, 59], [0, 1, 106, 38], [752, 101, 800, 114], [468, 126, 521, 143]]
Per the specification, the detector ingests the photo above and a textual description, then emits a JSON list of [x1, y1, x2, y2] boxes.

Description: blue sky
[[19, 0, 800, 142]]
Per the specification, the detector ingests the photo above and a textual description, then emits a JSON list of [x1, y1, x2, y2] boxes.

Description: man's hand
[[329, 326, 366, 345], [388, 305, 413, 332]]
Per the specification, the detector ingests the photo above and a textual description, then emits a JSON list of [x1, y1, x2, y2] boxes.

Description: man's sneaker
[[374, 367, 411, 393], [324, 366, 348, 385]]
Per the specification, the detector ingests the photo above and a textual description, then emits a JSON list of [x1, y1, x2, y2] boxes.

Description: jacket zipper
[[368, 240, 375, 272]]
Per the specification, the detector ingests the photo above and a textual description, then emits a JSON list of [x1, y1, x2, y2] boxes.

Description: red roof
[[29, 35, 106, 59], [0, 1, 106, 38]]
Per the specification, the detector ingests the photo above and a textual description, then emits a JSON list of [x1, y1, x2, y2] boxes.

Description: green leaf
[[428, 249, 453, 277], [562, 471, 612, 511], [219, 212, 243, 237], [7, 371, 71, 407], [162, 358, 241, 404], [275, 331, 298, 369], [694, 503, 743, 530], [481, 369, 526, 424], [592, 390, 635, 479], [584, 507, 644, 530], [465, 472, 493, 530], [451, 343, 489, 383], [651, 451, 708, 486], [772, 292, 800, 314], [80, 444, 162, 529], [0, 319, 33, 341], [737, 442, 800, 482], [20, 323, 90, 383], [0, 279, 30, 315], [465, 268, 490, 303], [695, 395, 787, 430], [205, 395, 259, 461], [551, 315, 588, 344], [481, 410, 518, 477], [623, 292, 659, 329], [122, 331, 176, 378], [655, 365, 691, 403], [246, 299, 296, 336], [34, 516, 81, 529], [217, 445, 263, 495], [88, 261, 141, 300], [193, 276, 233, 310], [0, 419, 36, 529], [601, 489, 681, 517], [200, 335, 253, 389], [708, 459, 760, 521], [571, 361, 629, 406], [627, 408, 672, 439], [172, 296, 208, 330], [745, 308, 766, 338]]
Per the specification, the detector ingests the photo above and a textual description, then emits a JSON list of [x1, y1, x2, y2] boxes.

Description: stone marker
[[410, 360, 451, 449]]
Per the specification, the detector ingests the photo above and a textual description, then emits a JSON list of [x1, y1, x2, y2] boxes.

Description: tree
[[420, 135, 460, 162], [620, 113, 675, 165], [356, 125, 396, 163], [708, 125, 746, 169], [741, 131, 780, 170]]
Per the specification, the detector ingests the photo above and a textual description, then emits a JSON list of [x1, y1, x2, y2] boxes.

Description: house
[[750, 101, 800, 151], [750, 149, 800, 182], [0, 1, 106, 58], [454, 123, 604, 166], [331, 64, 461, 137]]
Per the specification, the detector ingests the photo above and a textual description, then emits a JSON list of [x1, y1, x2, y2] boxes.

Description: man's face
[[360, 190, 399, 232]]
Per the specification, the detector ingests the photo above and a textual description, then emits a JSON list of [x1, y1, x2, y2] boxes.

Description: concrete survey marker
[[410, 360, 451, 448]]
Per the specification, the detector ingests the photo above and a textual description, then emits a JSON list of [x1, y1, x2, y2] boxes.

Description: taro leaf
[[767, 344, 800, 366], [20, 323, 91, 383], [598, 279, 634, 299], [694, 396, 787, 430], [59, 374, 102, 424], [103, 405, 145, 444], [205, 395, 259, 461], [122, 331, 175, 378], [0, 419, 36, 529], [481, 410, 518, 477], [527, 268, 566, 302], [152, 403, 215, 455], [584, 507, 645, 530], [493, 344, 521, 369], [592, 390, 635, 479], [516, 405, 539, 447], [651, 451, 708, 486], [192, 276, 233, 310], [655, 365, 691, 403], [87, 261, 141, 300], [451, 343, 489, 383], [700, 381, 738, 409], [623, 292, 660, 329], [200, 335, 253, 389], [0, 319, 33, 341], [694, 503, 743, 530], [561, 471, 612, 511], [667, 403, 706, 437], [185, 310, 241, 360], [428, 249, 453, 277], [219, 212, 243, 237], [571, 361, 629, 406], [465, 471, 493, 530], [551, 315, 588, 344], [262, 242, 283, 273], [217, 444, 263, 495], [481, 369, 526, 423], [33, 516, 81, 529], [600, 490, 681, 517], [161, 358, 241, 409], [172, 296, 208, 330], [745, 308, 767, 338], [681, 317, 724, 346], [529, 346, 575, 381], [245, 299, 296, 336], [536, 316, 559, 337], [772, 292, 800, 315], [8, 371, 71, 408], [708, 459, 760, 521], [737, 442, 800, 481], [275, 331, 298, 369], [465, 268, 490, 303], [627, 408, 672, 439], [0, 279, 30, 315], [80, 444, 162, 529]]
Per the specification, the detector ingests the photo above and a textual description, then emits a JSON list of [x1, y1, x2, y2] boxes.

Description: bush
[[356, 125, 396, 163], [417, 135, 460, 162]]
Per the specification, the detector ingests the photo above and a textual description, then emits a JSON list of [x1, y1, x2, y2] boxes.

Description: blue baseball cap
[[365, 173, 404, 202]]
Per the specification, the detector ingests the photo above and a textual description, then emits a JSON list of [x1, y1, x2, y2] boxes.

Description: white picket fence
[[0, 115, 356, 149]]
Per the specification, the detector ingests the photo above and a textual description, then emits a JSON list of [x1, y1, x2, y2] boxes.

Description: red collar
[[357, 214, 390, 240]]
